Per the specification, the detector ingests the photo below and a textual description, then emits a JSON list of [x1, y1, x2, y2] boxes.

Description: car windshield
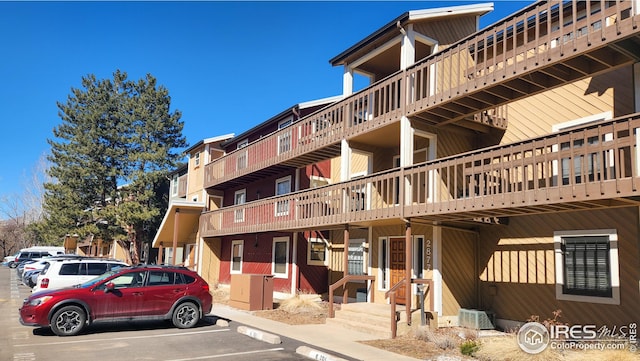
[[76, 267, 126, 288]]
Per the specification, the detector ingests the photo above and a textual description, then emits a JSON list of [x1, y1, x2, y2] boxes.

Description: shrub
[[460, 340, 480, 356]]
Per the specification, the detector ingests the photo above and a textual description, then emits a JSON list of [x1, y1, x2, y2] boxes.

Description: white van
[[10, 246, 66, 268]]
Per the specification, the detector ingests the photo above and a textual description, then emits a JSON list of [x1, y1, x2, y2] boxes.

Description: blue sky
[[0, 1, 530, 200]]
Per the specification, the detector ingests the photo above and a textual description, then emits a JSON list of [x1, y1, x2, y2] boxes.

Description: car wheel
[[50, 305, 86, 336], [172, 302, 199, 329], [9, 262, 16, 269]]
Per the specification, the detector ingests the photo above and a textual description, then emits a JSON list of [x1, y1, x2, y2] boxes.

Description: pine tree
[[43, 70, 186, 262]]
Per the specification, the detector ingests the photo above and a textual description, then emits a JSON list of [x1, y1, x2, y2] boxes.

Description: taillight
[[202, 284, 210, 292], [40, 278, 49, 288]]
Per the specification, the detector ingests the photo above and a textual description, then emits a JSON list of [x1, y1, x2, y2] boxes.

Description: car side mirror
[[104, 282, 115, 293]]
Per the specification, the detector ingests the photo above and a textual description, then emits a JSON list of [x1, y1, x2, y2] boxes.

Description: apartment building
[[158, 1, 640, 331]]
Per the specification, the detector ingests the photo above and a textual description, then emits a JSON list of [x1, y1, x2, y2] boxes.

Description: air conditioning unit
[[458, 308, 495, 330]]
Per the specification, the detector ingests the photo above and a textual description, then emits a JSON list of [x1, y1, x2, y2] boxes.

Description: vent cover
[[458, 308, 495, 330]]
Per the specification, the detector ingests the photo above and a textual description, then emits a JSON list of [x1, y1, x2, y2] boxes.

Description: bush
[[460, 340, 480, 356]]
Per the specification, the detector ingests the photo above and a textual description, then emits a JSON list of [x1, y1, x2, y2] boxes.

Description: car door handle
[[132, 292, 143, 296]]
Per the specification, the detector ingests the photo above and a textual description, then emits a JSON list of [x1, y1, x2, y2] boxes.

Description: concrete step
[[326, 315, 392, 339], [328, 302, 405, 339]]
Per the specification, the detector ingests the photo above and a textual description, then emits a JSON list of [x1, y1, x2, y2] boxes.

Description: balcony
[[201, 113, 640, 237], [204, 0, 640, 190]]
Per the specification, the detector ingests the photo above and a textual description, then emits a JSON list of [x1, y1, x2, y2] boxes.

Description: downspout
[[291, 232, 298, 294]]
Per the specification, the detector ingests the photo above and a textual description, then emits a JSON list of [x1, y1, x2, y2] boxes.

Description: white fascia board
[[203, 133, 235, 144], [299, 95, 344, 109], [408, 3, 494, 21]]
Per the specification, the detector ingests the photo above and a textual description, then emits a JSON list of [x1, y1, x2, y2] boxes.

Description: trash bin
[[229, 274, 274, 311]]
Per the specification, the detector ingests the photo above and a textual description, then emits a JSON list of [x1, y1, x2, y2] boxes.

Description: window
[[378, 238, 389, 290], [272, 237, 289, 278], [348, 239, 365, 275], [554, 229, 620, 305], [236, 139, 248, 170], [278, 117, 293, 154], [310, 175, 330, 188], [234, 189, 246, 222], [171, 174, 179, 196], [552, 112, 613, 186], [413, 236, 424, 279], [87, 263, 109, 276], [231, 240, 244, 274], [194, 152, 200, 167], [275, 176, 291, 216], [148, 271, 176, 286], [307, 237, 328, 266]]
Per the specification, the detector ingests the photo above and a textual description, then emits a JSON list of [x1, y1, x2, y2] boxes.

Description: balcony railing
[[201, 113, 640, 237], [204, 0, 639, 189]]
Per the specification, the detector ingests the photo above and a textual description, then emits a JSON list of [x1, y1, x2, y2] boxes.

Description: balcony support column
[[158, 242, 164, 265], [172, 208, 180, 265], [405, 220, 412, 325], [343, 224, 350, 304], [340, 139, 351, 182], [400, 116, 413, 206]]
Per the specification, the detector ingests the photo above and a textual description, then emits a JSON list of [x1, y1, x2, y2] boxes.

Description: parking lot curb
[[237, 325, 282, 344], [296, 346, 348, 361]]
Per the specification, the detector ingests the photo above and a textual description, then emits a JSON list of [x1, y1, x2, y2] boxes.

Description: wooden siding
[[477, 207, 640, 327], [501, 66, 634, 145], [441, 228, 477, 316], [296, 233, 329, 294], [201, 237, 221, 287], [413, 16, 478, 52], [218, 233, 293, 293]]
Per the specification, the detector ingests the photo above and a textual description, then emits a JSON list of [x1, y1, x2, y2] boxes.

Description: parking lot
[[0, 266, 354, 361]]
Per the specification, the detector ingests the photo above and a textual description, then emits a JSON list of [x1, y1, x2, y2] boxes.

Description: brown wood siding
[[478, 207, 640, 327], [328, 227, 370, 298], [442, 228, 477, 316], [201, 237, 221, 287], [501, 66, 634, 145], [412, 16, 477, 52]]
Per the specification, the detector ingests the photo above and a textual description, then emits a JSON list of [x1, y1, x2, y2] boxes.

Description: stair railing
[[328, 275, 375, 318]]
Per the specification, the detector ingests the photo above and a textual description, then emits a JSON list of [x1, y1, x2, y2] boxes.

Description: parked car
[[19, 265, 213, 336], [11, 250, 58, 268], [22, 269, 41, 288], [3, 251, 20, 267], [32, 258, 129, 293]]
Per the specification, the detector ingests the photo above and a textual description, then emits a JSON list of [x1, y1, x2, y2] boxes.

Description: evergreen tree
[[43, 70, 186, 262]]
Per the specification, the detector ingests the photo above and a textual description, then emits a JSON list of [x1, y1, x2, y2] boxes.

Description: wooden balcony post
[[343, 224, 350, 304], [405, 220, 412, 325], [158, 242, 163, 265], [172, 208, 180, 266]]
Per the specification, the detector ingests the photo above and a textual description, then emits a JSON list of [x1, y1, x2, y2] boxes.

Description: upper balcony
[[204, 0, 640, 190], [201, 112, 640, 237]]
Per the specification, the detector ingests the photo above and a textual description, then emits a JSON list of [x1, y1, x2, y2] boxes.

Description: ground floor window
[[307, 237, 328, 266], [554, 229, 619, 304], [348, 239, 365, 275], [272, 237, 289, 278], [231, 240, 243, 274]]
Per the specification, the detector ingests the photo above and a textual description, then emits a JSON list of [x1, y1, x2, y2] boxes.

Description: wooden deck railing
[[328, 275, 376, 318], [204, 0, 639, 189], [201, 113, 640, 237]]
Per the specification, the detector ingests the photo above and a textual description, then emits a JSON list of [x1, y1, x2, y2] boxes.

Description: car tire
[[172, 302, 199, 329], [9, 262, 16, 269], [50, 305, 86, 336]]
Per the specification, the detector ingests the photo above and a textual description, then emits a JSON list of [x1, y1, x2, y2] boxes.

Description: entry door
[[389, 237, 406, 305]]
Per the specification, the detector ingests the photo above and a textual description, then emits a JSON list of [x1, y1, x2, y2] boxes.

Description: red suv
[[19, 265, 213, 336]]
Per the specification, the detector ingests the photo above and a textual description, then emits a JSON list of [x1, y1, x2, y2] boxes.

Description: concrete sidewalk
[[210, 303, 422, 361]]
